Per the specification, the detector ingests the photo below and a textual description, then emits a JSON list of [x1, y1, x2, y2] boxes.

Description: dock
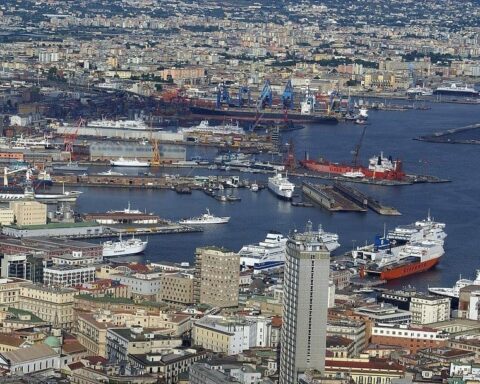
[[302, 182, 367, 212], [333, 182, 401, 216]]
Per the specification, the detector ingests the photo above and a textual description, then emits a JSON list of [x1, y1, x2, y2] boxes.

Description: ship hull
[[433, 90, 478, 97], [300, 160, 405, 181], [103, 241, 147, 257], [369, 257, 440, 281], [190, 106, 338, 124], [267, 184, 293, 200]]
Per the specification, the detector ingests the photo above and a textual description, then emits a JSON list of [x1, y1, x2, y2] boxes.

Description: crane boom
[[352, 125, 367, 167], [3, 167, 29, 186]]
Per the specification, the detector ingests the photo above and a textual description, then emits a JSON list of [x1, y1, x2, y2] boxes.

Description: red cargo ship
[[300, 152, 406, 181]]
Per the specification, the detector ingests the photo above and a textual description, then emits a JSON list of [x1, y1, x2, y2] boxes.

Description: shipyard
[[0, 0, 480, 383]]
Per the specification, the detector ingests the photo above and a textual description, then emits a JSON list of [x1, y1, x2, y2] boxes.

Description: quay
[[301, 182, 367, 212], [333, 182, 401, 216]]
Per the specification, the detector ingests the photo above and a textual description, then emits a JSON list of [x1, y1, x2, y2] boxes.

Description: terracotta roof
[[68, 362, 85, 371], [84, 355, 108, 365], [0, 334, 24, 347], [271, 316, 282, 328], [62, 341, 87, 354], [326, 358, 404, 371]]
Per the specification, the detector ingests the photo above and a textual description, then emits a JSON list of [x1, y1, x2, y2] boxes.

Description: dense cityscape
[[0, 0, 479, 383]]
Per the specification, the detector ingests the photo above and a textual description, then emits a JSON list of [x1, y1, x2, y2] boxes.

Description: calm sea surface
[[73, 102, 480, 291]]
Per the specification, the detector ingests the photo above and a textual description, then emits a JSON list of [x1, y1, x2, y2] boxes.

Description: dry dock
[[302, 182, 367, 212], [333, 182, 401, 215]]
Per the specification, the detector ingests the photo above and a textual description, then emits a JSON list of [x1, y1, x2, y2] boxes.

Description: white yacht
[[102, 235, 148, 257], [179, 208, 230, 225], [429, 270, 480, 299], [268, 172, 295, 200], [107, 202, 144, 215], [110, 157, 150, 167]]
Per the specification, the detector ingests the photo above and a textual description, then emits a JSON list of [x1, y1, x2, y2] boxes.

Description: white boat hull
[[103, 240, 148, 257], [180, 217, 230, 225]]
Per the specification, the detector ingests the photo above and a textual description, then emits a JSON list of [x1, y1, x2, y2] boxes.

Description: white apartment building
[[43, 265, 95, 287]]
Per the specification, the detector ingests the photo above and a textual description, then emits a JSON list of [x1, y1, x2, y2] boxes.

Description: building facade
[[410, 295, 451, 324], [9, 201, 47, 226], [279, 223, 331, 384], [194, 247, 239, 308]]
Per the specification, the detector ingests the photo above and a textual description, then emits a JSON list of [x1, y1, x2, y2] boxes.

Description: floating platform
[[302, 182, 367, 212], [333, 182, 401, 216]]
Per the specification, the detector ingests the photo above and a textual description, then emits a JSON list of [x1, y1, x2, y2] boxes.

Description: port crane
[[257, 80, 273, 110], [281, 80, 294, 110], [3, 166, 29, 186], [351, 125, 367, 167], [63, 117, 85, 155], [216, 83, 231, 108], [237, 86, 251, 107]]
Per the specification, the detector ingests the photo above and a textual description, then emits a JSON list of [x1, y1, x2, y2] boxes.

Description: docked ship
[[179, 208, 230, 225], [267, 172, 295, 200], [300, 152, 406, 181], [364, 240, 444, 281], [190, 106, 338, 124], [429, 270, 480, 299], [406, 86, 433, 97], [110, 157, 150, 167], [102, 235, 148, 257], [87, 118, 156, 131], [433, 84, 479, 97], [239, 232, 288, 273], [0, 185, 82, 202], [387, 212, 446, 246], [52, 161, 88, 172], [239, 226, 340, 273], [179, 120, 245, 136]]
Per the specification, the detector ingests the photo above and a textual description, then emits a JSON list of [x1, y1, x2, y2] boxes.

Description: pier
[[302, 182, 367, 212], [333, 182, 401, 216]]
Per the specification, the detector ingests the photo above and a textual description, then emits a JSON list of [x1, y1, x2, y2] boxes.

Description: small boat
[[179, 208, 230, 225], [250, 183, 259, 192], [110, 157, 150, 167], [98, 169, 124, 176]]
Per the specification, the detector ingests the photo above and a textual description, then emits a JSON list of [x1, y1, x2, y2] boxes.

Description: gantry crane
[[3, 167, 29, 186], [351, 125, 367, 166], [63, 117, 85, 156]]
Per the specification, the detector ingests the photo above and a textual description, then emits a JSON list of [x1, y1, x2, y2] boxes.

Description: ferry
[[429, 270, 480, 299], [387, 212, 446, 246], [179, 208, 230, 225], [102, 235, 148, 257], [267, 172, 295, 200], [239, 232, 288, 273], [87, 118, 156, 131], [433, 83, 479, 97], [110, 157, 150, 167]]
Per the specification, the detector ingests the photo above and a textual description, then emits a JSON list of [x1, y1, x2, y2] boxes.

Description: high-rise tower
[[279, 221, 331, 384]]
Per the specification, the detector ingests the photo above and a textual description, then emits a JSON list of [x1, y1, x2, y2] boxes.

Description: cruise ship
[[267, 172, 295, 200], [429, 270, 480, 299], [102, 235, 148, 257], [110, 157, 150, 167], [180, 120, 245, 136], [179, 208, 230, 225], [433, 83, 479, 97], [239, 232, 288, 273]]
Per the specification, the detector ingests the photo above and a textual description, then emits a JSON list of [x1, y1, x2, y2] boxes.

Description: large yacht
[[267, 172, 295, 200], [179, 209, 230, 225]]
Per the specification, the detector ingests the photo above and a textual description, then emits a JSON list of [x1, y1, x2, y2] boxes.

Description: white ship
[[387, 212, 446, 245], [180, 120, 245, 136], [433, 83, 479, 97], [179, 208, 230, 225], [110, 157, 150, 167], [406, 86, 433, 96], [102, 235, 148, 257], [0, 185, 82, 202], [267, 172, 295, 200], [239, 232, 288, 273], [429, 270, 480, 299], [88, 118, 154, 131], [107, 202, 145, 215], [98, 169, 125, 176], [343, 171, 365, 178], [240, 225, 340, 273], [12, 134, 53, 149]]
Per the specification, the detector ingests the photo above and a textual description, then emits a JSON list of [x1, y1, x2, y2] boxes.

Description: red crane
[[64, 117, 85, 155]]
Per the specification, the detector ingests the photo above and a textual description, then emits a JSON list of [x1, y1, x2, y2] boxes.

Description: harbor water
[[75, 102, 480, 291]]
